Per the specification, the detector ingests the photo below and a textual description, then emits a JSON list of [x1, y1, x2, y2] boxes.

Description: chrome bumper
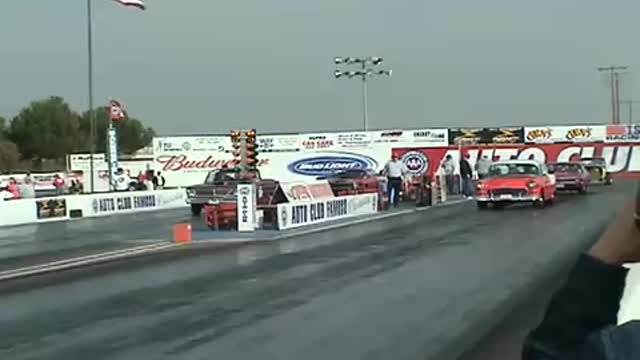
[[475, 195, 541, 202]]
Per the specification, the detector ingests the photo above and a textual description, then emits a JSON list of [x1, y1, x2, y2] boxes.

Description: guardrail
[[0, 189, 188, 227]]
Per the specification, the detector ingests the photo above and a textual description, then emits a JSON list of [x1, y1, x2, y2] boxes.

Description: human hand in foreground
[[589, 201, 640, 266]]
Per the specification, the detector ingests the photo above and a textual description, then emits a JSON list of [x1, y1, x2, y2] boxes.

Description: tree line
[[0, 96, 156, 172]]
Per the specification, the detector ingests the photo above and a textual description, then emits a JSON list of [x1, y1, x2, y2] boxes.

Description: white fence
[[0, 189, 187, 227]]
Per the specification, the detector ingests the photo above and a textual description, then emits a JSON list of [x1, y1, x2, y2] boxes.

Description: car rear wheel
[[191, 204, 203, 216], [477, 202, 488, 210], [605, 178, 613, 186]]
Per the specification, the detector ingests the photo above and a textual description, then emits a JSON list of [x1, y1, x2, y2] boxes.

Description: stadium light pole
[[598, 66, 629, 124], [334, 57, 392, 132], [87, 0, 96, 193]]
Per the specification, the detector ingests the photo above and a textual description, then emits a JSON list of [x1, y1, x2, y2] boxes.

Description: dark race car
[[316, 169, 381, 197], [580, 157, 612, 186], [547, 162, 590, 194]]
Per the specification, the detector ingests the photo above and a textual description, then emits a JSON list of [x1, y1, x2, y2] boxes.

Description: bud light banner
[[393, 142, 640, 178], [449, 127, 524, 145], [287, 152, 378, 178]]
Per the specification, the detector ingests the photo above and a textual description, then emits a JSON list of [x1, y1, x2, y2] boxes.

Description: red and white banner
[[278, 180, 335, 202], [392, 142, 640, 178]]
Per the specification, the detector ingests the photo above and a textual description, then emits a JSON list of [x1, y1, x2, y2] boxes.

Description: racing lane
[[0, 183, 630, 360], [0, 208, 193, 270]]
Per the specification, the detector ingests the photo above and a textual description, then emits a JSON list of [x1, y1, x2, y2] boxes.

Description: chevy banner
[[277, 193, 378, 230]]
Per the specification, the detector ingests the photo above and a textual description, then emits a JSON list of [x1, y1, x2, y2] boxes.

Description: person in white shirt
[[112, 168, 130, 192], [383, 154, 407, 208], [441, 155, 456, 195], [475, 156, 492, 179]]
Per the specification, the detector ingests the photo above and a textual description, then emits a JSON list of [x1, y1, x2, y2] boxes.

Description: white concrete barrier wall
[[0, 189, 188, 227]]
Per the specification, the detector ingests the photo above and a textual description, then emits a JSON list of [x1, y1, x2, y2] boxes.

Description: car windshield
[[205, 169, 238, 184], [488, 163, 541, 177], [549, 163, 581, 173]]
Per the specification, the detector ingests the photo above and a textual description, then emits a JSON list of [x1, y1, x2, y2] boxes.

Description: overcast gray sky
[[0, 0, 637, 135]]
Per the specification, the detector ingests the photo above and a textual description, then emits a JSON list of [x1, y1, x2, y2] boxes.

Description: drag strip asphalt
[[0, 184, 630, 360], [0, 208, 192, 270]]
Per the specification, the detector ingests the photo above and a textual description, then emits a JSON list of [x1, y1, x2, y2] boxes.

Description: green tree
[[9, 96, 81, 160], [0, 116, 6, 140], [0, 141, 20, 172], [79, 107, 155, 155]]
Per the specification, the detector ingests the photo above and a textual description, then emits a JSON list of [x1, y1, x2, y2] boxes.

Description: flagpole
[[87, 0, 96, 193]]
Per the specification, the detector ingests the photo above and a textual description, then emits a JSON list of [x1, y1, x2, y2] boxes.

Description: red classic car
[[547, 162, 590, 193], [475, 160, 556, 209]]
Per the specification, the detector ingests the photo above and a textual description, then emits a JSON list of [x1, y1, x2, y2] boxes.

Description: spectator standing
[[475, 156, 492, 179], [383, 154, 406, 208], [53, 174, 65, 196], [441, 155, 456, 195], [0, 181, 14, 201], [7, 178, 21, 199], [459, 154, 474, 198], [157, 172, 166, 189], [113, 168, 130, 192], [19, 176, 35, 199]]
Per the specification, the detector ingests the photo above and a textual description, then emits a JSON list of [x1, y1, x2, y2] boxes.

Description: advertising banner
[[277, 193, 378, 230], [335, 132, 372, 148], [392, 142, 640, 178], [300, 133, 338, 151], [278, 180, 335, 202], [257, 135, 301, 153], [409, 129, 449, 146], [36, 199, 67, 219], [108, 128, 119, 180], [449, 127, 524, 145], [88, 193, 159, 216], [524, 125, 606, 143], [237, 183, 256, 232], [153, 136, 230, 153], [371, 130, 411, 144], [606, 125, 640, 142]]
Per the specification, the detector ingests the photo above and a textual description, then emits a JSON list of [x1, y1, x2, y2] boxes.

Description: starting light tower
[[229, 129, 259, 173]]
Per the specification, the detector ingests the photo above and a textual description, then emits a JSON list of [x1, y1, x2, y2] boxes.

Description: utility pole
[[598, 66, 629, 124], [620, 100, 640, 124]]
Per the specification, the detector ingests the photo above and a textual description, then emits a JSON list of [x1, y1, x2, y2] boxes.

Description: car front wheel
[[191, 204, 203, 216]]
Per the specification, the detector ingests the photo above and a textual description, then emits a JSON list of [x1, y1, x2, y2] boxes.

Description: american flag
[[109, 99, 126, 121], [112, 0, 146, 10]]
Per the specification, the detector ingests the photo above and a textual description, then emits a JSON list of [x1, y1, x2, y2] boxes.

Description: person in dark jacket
[[523, 201, 640, 359], [459, 154, 474, 198]]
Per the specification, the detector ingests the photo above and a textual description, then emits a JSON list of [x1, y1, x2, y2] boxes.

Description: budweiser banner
[[606, 125, 640, 142], [524, 125, 606, 143], [449, 127, 524, 145], [392, 142, 640, 178]]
